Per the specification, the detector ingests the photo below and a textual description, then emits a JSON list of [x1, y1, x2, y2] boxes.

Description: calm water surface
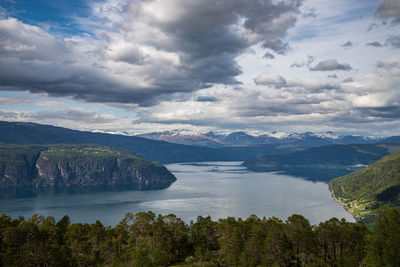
[[0, 162, 354, 226]]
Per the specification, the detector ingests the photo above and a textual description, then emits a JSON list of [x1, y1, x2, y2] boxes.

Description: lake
[[0, 161, 354, 226]]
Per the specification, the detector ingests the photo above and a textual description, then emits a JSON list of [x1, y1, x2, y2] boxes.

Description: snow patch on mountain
[[92, 129, 135, 136]]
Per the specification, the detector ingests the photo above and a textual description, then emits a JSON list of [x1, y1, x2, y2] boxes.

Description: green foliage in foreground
[[329, 153, 400, 219], [1, 207, 399, 266]]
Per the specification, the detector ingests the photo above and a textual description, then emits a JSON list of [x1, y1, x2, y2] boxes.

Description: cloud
[[0, 0, 303, 106], [367, 23, 380, 31], [0, 7, 7, 19], [290, 62, 303, 68], [310, 59, 352, 71], [290, 55, 314, 68], [360, 106, 400, 119], [195, 96, 218, 102], [134, 56, 400, 134], [1, 0, 400, 136], [29, 110, 115, 124], [352, 93, 395, 108], [0, 107, 134, 132], [0, 110, 20, 120], [254, 72, 339, 92], [376, 60, 400, 70], [263, 52, 275, 59], [0, 95, 32, 105], [376, 0, 400, 24], [262, 39, 291, 55], [342, 77, 354, 83], [366, 41, 383, 47], [253, 73, 287, 87], [341, 41, 353, 48], [348, 57, 400, 119], [302, 7, 316, 18], [385, 35, 400, 48], [365, 36, 400, 49], [285, 78, 340, 92]]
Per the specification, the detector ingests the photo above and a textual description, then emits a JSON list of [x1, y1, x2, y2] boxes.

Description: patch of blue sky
[[290, 27, 320, 42], [291, 1, 378, 42], [326, 4, 378, 25], [0, 0, 104, 36]]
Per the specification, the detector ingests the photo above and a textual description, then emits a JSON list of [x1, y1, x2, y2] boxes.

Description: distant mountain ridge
[[242, 143, 400, 181], [1, 121, 399, 166], [138, 129, 379, 147], [137, 129, 224, 147], [0, 121, 303, 163]]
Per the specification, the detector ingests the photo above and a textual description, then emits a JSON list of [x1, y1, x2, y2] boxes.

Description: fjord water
[[0, 162, 354, 226]]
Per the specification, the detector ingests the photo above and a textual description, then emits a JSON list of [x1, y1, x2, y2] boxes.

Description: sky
[[0, 0, 399, 136]]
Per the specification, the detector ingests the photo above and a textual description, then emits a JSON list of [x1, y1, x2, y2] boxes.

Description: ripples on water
[[0, 162, 354, 226]]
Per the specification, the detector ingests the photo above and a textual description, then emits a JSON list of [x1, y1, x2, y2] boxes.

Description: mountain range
[[243, 143, 400, 181], [137, 129, 379, 147], [0, 121, 303, 163]]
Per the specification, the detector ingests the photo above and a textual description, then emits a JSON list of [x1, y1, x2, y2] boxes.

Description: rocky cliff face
[[0, 144, 176, 190]]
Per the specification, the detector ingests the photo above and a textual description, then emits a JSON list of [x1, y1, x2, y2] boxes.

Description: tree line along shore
[[0, 206, 399, 266]]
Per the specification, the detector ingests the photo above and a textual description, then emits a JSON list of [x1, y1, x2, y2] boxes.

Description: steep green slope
[[243, 143, 400, 181], [0, 144, 176, 189], [329, 153, 400, 219]]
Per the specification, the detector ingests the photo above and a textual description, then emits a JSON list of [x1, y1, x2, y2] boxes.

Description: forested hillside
[[0, 207, 399, 266], [330, 153, 400, 219], [0, 144, 176, 189]]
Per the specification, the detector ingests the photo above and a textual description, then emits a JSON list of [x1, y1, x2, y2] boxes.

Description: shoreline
[[329, 186, 360, 221]]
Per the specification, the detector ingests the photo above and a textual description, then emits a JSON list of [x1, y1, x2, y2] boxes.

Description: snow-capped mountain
[[137, 129, 224, 147], [137, 130, 379, 147], [92, 129, 135, 136]]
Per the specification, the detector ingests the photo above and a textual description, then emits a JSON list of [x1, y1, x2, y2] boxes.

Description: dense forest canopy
[[1, 207, 399, 266]]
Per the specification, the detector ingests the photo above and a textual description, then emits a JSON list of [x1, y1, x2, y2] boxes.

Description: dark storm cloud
[[376, 0, 400, 24], [310, 59, 352, 71], [0, 0, 303, 106]]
